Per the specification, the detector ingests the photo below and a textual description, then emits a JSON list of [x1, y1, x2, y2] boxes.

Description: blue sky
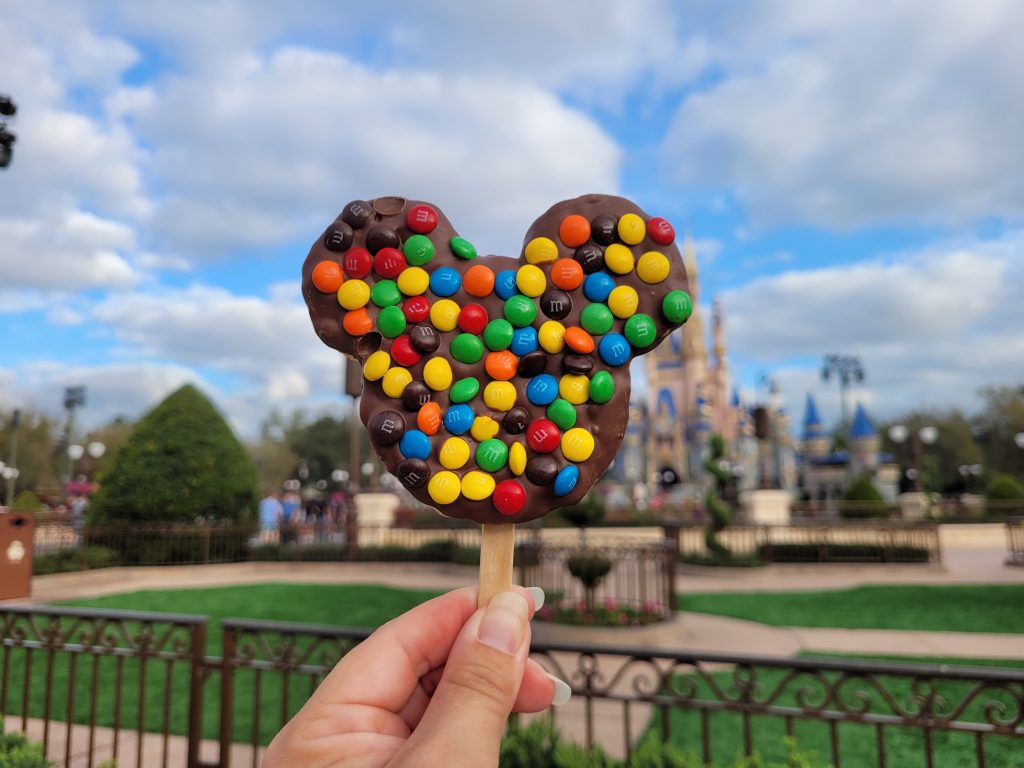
[[2, 0, 1023, 437]]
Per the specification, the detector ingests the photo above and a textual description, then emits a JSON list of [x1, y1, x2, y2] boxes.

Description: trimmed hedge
[[757, 543, 931, 563], [32, 545, 119, 575]]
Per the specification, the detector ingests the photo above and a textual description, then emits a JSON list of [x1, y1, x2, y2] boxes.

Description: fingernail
[[527, 586, 545, 611], [547, 673, 572, 706], [478, 591, 529, 655]]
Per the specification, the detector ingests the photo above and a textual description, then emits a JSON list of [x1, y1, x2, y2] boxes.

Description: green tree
[[880, 410, 981, 493], [89, 385, 257, 523], [975, 385, 1024, 481], [1, 409, 60, 501], [986, 472, 1024, 500]]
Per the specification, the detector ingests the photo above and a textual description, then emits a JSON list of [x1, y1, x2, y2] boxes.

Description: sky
[[2, 0, 1023, 439]]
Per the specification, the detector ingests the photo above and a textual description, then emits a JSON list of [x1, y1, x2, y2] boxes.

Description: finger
[[513, 659, 557, 713], [394, 591, 532, 766]]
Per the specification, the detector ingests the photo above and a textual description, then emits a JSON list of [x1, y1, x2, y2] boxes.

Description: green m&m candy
[[403, 234, 435, 266], [370, 279, 401, 308], [450, 377, 481, 404], [662, 290, 693, 325], [450, 236, 477, 260], [546, 398, 577, 430], [624, 313, 656, 348], [503, 295, 537, 328], [483, 319, 515, 350], [580, 303, 614, 335], [376, 305, 406, 338], [589, 370, 615, 403], [476, 438, 509, 471], [451, 333, 484, 364]]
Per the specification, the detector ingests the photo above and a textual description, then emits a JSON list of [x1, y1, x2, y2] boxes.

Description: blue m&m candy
[[598, 333, 631, 366], [442, 404, 475, 435], [510, 326, 539, 356], [583, 272, 615, 302], [399, 429, 431, 460], [526, 374, 559, 406], [554, 465, 579, 497], [494, 269, 519, 299], [429, 267, 461, 297]]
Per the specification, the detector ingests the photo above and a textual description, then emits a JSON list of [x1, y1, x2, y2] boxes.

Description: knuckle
[[442, 656, 515, 715]]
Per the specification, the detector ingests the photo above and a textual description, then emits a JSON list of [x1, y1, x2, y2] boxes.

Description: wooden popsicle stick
[[478, 523, 516, 607]]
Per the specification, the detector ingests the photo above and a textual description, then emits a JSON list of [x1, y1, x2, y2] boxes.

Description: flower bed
[[536, 598, 668, 626]]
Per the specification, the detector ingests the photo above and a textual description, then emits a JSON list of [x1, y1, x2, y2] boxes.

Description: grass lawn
[[652, 654, 1024, 768], [679, 584, 1024, 633]]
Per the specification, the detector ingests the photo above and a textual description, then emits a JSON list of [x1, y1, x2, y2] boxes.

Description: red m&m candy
[[457, 303, 488, 335], [343, 247, 373, 278], [647, 217, 675, 245], [403, 296, 431, 323], [406, 204, 439, 234], [493, 480, 526, 516], [374, 247, 406, 279], [390, 335, 421, 367], [526, 419, 561, 453]]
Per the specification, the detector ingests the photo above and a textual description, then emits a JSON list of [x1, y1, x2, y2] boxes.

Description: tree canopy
[[89, 385, 257, 523]]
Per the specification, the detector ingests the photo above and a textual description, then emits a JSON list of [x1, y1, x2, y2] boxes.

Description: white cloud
[[662, 0, 1024, 229], [720, 233, 1024, 423]]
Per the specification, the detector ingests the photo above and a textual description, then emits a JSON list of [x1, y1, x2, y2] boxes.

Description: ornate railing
[[2, 605, 1022, 767], [0, 604, 206, 768], [1008, 516, 1024, 566]]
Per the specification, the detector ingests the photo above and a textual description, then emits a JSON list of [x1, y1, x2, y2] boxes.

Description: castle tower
[[848, 402, 880, 477], [801, 393, 830, 459]]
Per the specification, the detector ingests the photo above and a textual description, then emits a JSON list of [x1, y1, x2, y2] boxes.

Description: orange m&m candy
[[463, 264, 496, 297], [343, 308, 373, 335], [558, 214, 591, 247], [564, 327, 595, 354], [485, 350, 518, 381], [417, 402, 442, 435], [311, 261, 344, 293], [550, 258, 583, 291]]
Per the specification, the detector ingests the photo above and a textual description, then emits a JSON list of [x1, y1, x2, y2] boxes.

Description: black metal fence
[[1008, 516, 1024, 566], [3, 604, 1022, 768]]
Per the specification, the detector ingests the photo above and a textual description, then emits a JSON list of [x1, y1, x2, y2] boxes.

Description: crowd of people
[[258, 488, 351, 545]]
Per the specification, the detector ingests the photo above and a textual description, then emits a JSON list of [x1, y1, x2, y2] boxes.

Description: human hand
[[263, 586, 570, 767]]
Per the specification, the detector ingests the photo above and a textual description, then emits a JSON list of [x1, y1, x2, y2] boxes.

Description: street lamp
[[1015, 433, 1024, 450], [821, 354, 865, 426], [0, 94, 15, 169], [888, 424, 938, 492]]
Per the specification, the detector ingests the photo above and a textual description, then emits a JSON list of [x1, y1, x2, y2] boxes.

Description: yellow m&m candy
[[561, 428, 595, 462], [608, 285, 639, 318], [423, 357, 453, 390], [538, 321, 566, 354], [636, 251, 670, 284], [430, 299, 461, 332], [558, 374, 590, 405], [363, 350, 391, 381], [483, 381, 517, 411], [524, 236, 559, 264], [382, 367, 413, 398], [471, 415, 500, 442], [461, 470, 496, 501], [428, 471, 461, 505], [509, 442, 527, 475], [439, 437, 471, 469], [603, 243, 635, 275], [337, 279, 370, 309], [516, 265, 547, 297], [397, 266, 430, 296], [617, 213, 646, 245]]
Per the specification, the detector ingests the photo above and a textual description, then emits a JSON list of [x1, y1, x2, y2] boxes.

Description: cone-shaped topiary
[[703, 433, 732, 561], [89, 385, 257, 524]]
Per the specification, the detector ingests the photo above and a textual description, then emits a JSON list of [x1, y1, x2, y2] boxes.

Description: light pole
[[821, 354, 865, 426], [0, 94, 16, 169], [62, 386, 87, 483], [888, 424, 938, 492]]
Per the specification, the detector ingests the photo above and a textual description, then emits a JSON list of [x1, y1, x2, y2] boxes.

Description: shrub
[[32, 546, 119, 575], [758, 543, 930, 564], [986, 472, 1024, 500], [0, 722, 53, 768], [499, 718, 614, 768], [89, 385, 258, 526], [559, 493, 606, 529], [567, 552, 613, 611], [843, 474, 885, 503], [10, 490, 43, 513]]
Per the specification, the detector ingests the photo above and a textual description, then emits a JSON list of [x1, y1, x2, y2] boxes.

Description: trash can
[[0, 510, 34, 600]]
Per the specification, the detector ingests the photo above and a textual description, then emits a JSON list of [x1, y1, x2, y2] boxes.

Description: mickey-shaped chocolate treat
[[302, 195, 693, 525]]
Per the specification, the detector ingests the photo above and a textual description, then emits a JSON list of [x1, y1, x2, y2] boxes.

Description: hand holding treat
[[302, 194, 692, 602]]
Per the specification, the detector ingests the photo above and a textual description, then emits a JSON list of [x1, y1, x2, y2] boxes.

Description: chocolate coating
[[301, 194, 689, 524]]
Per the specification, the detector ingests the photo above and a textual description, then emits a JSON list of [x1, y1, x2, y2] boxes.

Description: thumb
[[396, 591, 531, 766]]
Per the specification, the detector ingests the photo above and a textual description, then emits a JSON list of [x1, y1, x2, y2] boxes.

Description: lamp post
[[0, 94, 16, 169], [888, 424, 938, 492], [821, 354, 865, 426]]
